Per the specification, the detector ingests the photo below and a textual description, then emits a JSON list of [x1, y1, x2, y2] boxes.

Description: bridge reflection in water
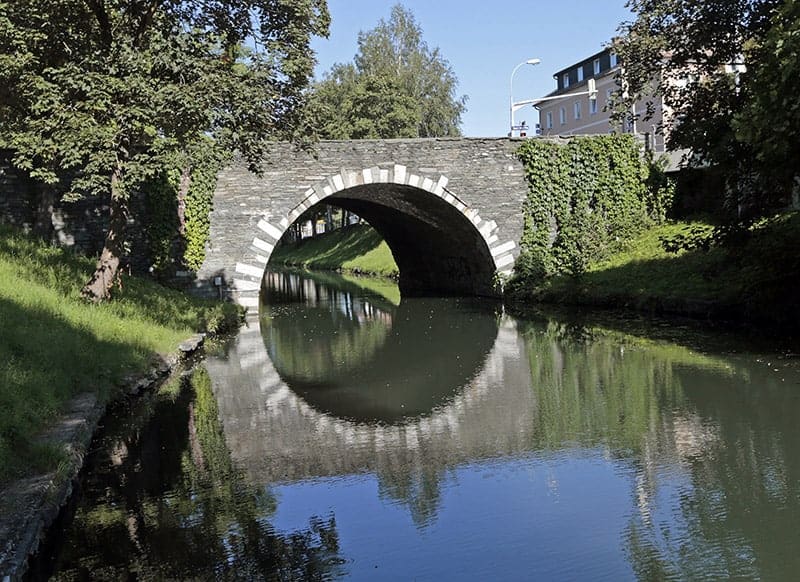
[[207, 270, 533, 493]]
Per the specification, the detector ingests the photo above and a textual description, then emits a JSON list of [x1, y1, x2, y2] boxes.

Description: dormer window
[[610, 52, 618, 67], [593, 58, 601, 75], [577, 67, 584, 82], [563, 72, 570, 88]]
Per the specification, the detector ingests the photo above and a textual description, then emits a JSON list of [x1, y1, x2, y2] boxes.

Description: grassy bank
[[0, 224, 241, 483], [271, 224, 399, 278], [507, 212, 800, 328]]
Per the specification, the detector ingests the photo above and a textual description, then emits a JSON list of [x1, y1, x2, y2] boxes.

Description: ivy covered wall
[[144, 146, 222, 278], [511, 135, 673, 287]]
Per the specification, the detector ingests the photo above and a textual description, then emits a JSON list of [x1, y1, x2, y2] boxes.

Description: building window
[[577, 67, 584, 82], [574, 101, 581, 120], [546, 111, 553, 129], [593, 58, 601, 75], [609, 51, 618, 67], [563, 72, 569, 88], [559, 107, 566, 125], [606, 88, 614, 106], [590, 99, 598, 115]]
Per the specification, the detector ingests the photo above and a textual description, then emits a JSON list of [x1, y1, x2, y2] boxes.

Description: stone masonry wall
[[199, 137, 532, 298]]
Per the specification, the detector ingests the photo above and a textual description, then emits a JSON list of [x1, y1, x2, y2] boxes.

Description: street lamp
[[510, 58, 541, 136]]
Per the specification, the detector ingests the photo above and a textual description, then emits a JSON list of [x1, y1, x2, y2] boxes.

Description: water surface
[[45, 269, 800, 580]]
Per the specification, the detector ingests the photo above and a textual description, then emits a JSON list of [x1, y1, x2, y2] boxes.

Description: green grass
[[510, 212, 800, 327], [271, 224, 399, 278], [0, 224, 241, 483]]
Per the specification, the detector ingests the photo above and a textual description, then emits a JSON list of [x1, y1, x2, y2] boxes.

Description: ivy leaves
[[513, 136, 672, 286]]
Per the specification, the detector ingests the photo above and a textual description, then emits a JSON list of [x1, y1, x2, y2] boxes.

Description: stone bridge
[[198, 138, 531, 312]]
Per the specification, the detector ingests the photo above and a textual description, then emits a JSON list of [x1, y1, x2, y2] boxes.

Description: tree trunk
[[33, 185, 55, 241], [81, 163, 128, 302]]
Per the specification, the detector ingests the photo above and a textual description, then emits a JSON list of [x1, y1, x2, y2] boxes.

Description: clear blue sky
[[311, 0, 632, 137]]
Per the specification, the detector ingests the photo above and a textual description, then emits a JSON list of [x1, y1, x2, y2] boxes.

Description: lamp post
[[510, 58, 540, 136]]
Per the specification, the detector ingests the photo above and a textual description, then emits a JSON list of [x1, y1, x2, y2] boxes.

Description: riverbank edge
[[0, 334, 206, 582], [503, 289, 800, 337]]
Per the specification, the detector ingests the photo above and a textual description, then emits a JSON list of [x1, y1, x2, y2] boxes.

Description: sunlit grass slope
[[270, 224, 399, 278], [0, 224, 241, 482]]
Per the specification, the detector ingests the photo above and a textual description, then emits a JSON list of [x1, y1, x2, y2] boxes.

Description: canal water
[[42, 269, 800, 580]]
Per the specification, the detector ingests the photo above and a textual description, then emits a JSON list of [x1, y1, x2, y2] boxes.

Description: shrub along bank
[[271, 223, 399, 278], [0, 224, 242, 483]]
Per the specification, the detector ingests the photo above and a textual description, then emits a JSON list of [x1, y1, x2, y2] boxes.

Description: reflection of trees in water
[[627, 361, 800, 580], [262, 270, 394, 384], [260, 270, 502, 423], [377, 465, 444, 528], [520, 316, 800, 579], [521, 319, 694, 453], [51, 367, 344, 580]]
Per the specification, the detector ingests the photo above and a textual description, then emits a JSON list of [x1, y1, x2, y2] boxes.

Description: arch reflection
[[259, 269, 501, 423]]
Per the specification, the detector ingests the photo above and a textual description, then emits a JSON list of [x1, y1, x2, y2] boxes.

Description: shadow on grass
[[513, 238, 800, 331], [0, 225, 239, 483], [0, 296, 167, 483]]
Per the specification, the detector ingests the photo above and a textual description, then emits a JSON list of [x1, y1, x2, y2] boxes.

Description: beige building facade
[[535, 48, 666, 152]]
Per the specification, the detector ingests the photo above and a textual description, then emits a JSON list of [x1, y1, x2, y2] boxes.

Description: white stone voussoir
[[236, 296, 260, 309], [394, 164, 407, 184], [257, 219, 283, 242], [494, 253, 515, 269], [490, 240, 516, 258], [233, 278, 261, 292], [236, 262, 264, 280], [434, 175, 448, 195], [343, 170, 359, 188], [252, 237, 274, 254]]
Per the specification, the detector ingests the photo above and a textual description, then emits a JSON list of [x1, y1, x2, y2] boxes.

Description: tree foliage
[[615, 0, 795, 219], [0, 0, 329, 299], [310, 4, 466, 139]]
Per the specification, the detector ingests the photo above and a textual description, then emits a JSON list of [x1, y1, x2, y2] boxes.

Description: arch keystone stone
[[394, 164, 407, 184]]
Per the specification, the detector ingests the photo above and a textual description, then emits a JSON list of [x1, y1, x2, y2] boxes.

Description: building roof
[[551, 47, 612, 79]]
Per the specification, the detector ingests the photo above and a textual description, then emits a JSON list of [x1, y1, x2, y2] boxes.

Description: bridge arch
[[230, 164, 518, 312]]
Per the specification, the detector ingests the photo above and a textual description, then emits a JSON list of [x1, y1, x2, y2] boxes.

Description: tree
[[310, 3, 466, 139], [732, 0, 800, 203], [616, 0, 793, 219], [0, 0, 329, 301]]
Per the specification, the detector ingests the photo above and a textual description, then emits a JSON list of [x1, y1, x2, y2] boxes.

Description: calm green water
[[42, 269, 800, 580]]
